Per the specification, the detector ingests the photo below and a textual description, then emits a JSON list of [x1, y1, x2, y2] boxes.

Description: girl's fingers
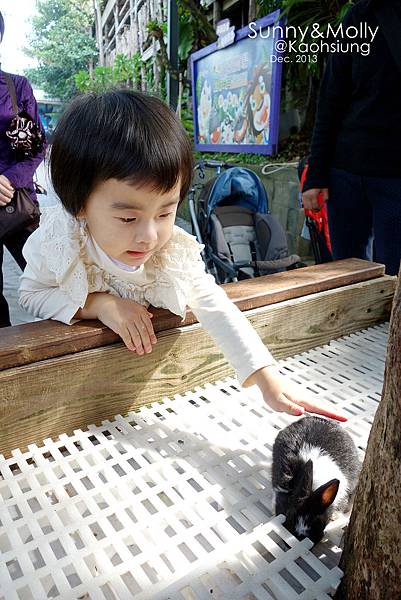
[[267, 393, 304, 416], [122, 316, 156, 355], [126, 319, 152, 355], [142, 314, 157, 345], [286, 393, 348, 422], [137, 319, 153, 353], [303, 402, 348, 422], [119, 325, 137, 353], [126, 323, 145, 355], [280, 397, 304, 416]]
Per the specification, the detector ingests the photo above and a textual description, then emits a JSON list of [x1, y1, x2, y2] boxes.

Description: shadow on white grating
[[0, 324, 388, 600]]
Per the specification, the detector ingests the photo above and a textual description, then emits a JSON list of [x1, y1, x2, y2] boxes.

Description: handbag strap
[[2, 72, 19, 116], [374, 3, 401, 75]]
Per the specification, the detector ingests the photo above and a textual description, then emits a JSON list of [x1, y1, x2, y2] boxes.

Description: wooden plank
[[0, 275, 395, 459], [0, 259, 385, 370]]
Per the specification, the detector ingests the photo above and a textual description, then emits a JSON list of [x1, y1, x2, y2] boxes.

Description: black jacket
[[303, 0, 401, 191]]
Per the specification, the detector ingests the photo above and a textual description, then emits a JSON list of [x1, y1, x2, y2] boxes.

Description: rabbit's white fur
[[298, 444, 349, 506]]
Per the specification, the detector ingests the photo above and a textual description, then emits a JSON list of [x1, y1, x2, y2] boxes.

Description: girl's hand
[[95, 294, 157, 354], [247, 365, 347, 422], [0, 175, 14, 206]]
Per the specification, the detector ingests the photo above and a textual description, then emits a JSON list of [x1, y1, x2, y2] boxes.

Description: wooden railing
[[0, 259, 395, 457]]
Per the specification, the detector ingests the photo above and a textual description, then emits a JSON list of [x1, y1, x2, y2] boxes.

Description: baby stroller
[[188, 160, 301, 284]]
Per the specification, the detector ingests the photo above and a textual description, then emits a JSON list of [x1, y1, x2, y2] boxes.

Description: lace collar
[[38, 202, 205, 317]]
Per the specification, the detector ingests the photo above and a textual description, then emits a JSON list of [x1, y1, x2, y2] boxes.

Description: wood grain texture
[[0, 259, 386, 370], [0, 275, 395, 458]]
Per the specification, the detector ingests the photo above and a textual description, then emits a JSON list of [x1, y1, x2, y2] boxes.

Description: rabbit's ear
[[310, 479, 340, 514], [294, 459, 313, 498]]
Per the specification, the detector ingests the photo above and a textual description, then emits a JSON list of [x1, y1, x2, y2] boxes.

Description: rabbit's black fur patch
[[272, 416, 360, 544]]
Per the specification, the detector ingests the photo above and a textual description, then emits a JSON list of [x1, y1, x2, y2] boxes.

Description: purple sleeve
[[3, 78, 47, 189]]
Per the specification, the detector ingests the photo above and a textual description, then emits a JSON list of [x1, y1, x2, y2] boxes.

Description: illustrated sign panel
[[191, 10, 284, 155]]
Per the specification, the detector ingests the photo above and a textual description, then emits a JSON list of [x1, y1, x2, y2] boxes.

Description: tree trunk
[[248, 0, 256, 23], [334, 265, 401, 600], [213, 0, 222, 29], [93, 0, 104, 66]]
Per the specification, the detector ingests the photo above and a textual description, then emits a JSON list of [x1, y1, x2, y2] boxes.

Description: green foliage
[[194, 150, 282, 165], [256, 0, 282, 18], [75, 67, 115, 93], [280, 0, 353, 28], [25, 0, 97, 100], [75, 53, 143, 93], [177, 0, 215, 65], [145, 62, 154, 90], [180, 87, 194, 139], [195, 131, 309, 165], [178, 11, 195, 61]]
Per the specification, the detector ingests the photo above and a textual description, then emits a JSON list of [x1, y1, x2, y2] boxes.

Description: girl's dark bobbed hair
[[50, 89, 194, 216]]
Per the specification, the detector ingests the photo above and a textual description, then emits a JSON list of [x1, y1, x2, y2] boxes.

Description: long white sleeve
[[187, 270, 277, 386], [18, 211, 277, 385], [19, 228, 81, 324]]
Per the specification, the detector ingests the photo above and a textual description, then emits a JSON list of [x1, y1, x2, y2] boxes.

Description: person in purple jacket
[[0, 11, 46, 327]]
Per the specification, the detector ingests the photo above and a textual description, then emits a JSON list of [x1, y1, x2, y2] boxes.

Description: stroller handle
[[195, 159, 236, 171]]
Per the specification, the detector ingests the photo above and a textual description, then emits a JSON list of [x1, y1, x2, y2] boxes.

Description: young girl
[[19, 90, 345, 422]]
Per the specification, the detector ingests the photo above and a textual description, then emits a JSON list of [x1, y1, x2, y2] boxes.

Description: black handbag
[[0, 188, 40, 239], [3, 72, 44, 159], [0, 73, 41, 239]]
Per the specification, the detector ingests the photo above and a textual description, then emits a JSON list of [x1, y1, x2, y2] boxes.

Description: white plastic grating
[[0, 323, 388, 600]]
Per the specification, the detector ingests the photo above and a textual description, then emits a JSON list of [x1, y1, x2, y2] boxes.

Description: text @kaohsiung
[[248, 22, 378, 58]]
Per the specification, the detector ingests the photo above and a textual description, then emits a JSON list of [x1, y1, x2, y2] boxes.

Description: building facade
[[94, 0, 252, 67]]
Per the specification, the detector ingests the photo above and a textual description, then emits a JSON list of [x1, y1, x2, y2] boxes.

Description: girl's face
[[81, 178, 181, 267]]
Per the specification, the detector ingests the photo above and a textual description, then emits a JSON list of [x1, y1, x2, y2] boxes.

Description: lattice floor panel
[[0, 324, 388, 600]]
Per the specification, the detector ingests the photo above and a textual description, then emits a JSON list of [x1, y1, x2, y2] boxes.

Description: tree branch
[[179, 0, 216, 44], [147, 23, 180, 80]]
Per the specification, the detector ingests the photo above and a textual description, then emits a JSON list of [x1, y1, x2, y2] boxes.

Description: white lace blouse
[[19, 202, 276, 385]]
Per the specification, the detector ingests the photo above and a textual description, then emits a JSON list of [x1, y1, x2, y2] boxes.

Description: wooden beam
[[0, 259, 386, 370], [0, 274, 395, 458]]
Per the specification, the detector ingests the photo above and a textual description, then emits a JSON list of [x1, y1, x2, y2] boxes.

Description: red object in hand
[[300, 165, 332, 255]]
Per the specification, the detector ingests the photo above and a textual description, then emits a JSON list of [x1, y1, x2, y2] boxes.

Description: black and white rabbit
[[272, 416, 361, 544]]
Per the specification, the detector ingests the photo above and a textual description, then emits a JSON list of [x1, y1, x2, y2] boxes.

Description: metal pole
[[167, 0, 179, 110]]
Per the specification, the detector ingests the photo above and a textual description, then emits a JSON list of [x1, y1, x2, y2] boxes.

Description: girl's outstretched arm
[[246, 365, 347, 422], [187, 271, 347, 422]]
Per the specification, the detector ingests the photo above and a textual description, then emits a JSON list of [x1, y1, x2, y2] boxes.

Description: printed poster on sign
[[191, 10, 284, 155]]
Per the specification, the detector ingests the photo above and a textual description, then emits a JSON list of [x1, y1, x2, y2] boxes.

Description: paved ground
[[2, 163, 192, 326], [3, 237, 34, 325]]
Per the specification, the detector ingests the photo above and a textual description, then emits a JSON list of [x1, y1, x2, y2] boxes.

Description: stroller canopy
[[206, 167, 268, 217]]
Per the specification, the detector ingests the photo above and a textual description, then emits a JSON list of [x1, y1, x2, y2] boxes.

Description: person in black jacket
[[302, 0, 401, 275]]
